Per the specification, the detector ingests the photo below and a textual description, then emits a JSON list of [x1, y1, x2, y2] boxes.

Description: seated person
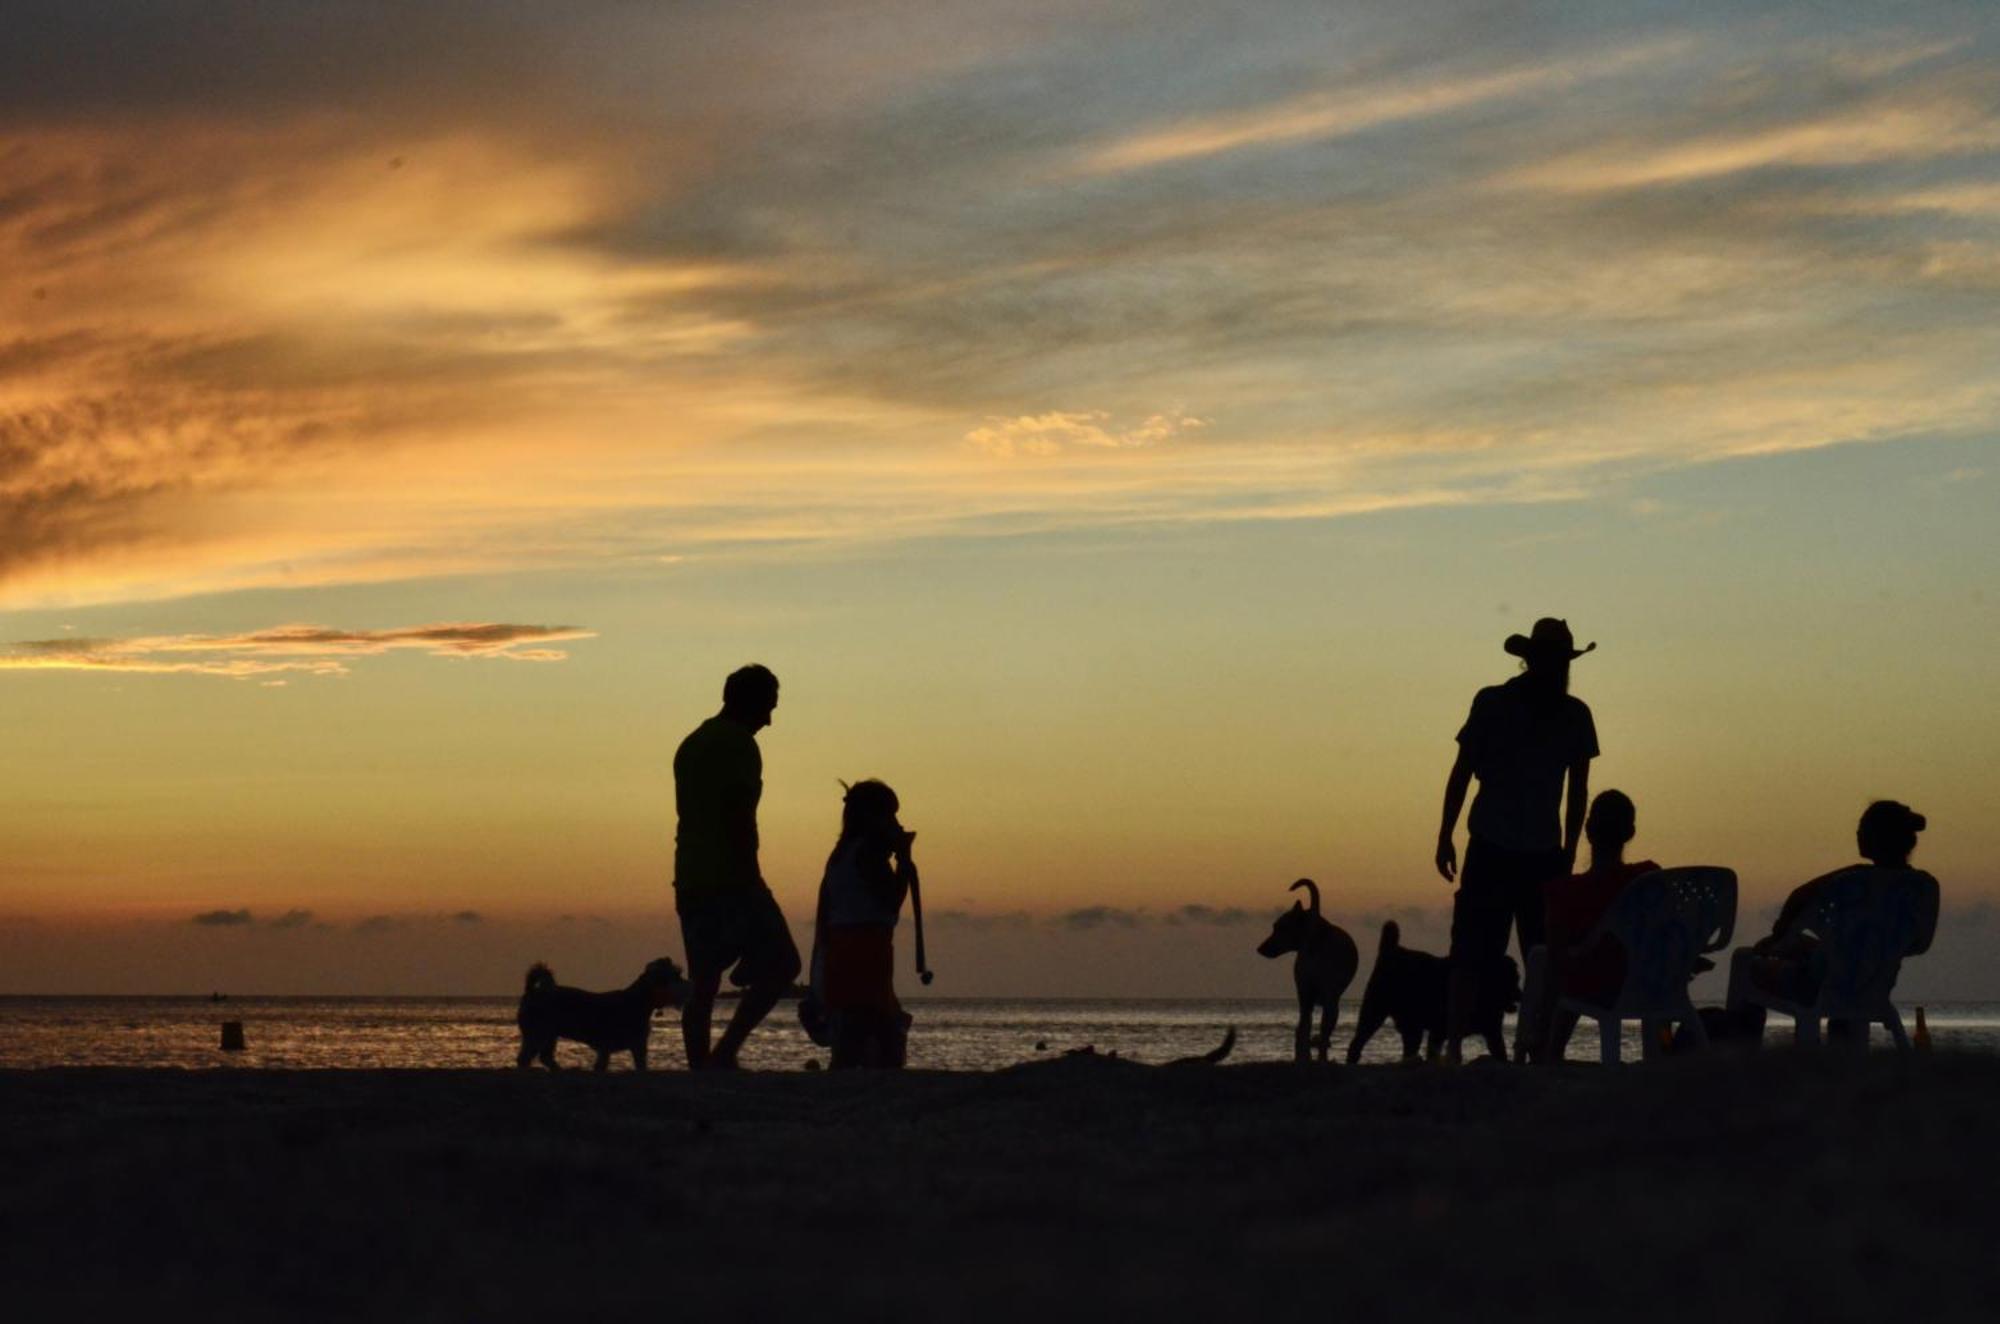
[[1518, 789, 1659, 1062], [1733, 800, 1935, 1012]]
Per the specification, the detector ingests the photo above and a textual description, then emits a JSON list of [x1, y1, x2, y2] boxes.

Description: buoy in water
[[220, 1021, 246, 1052]]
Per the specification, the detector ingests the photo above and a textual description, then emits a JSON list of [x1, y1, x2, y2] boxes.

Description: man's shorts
[[1450, 838, 1567, 969], [676, 884, 802, 988]]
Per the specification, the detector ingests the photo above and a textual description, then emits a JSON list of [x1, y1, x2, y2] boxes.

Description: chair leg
[[1796, 1015, 1820, 1048], [1884, 1006, 1910, 1053], [1600, 1017, 1620, 1066]]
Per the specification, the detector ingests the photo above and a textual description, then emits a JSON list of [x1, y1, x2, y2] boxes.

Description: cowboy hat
[[1504, 617, 1597, 661]]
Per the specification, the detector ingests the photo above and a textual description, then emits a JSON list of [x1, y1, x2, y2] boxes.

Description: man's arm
[[1436, 748, 1474, 882], [725, 786, 761, 888], [1562, 758, 1590, 869]]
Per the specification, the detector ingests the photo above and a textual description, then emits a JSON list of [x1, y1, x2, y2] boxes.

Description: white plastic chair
[[1728, 868, 1939, 1051], [1555, 867, 1738, 1065]]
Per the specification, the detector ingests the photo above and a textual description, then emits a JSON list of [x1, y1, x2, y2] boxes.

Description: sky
[[2, 1, 1996, 996]]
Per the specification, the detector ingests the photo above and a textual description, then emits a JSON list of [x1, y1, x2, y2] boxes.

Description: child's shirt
[[821, 838, 906, 929]]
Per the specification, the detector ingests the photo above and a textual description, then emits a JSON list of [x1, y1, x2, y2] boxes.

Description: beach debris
[[220, 1021, 247, 1052]]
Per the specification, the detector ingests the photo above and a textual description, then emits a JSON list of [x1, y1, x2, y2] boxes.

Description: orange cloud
[[0, 622, 595, 678]]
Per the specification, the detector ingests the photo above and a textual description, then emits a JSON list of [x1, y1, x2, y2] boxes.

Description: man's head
[[1504, 617, 1595, 692], [1585, 789, 1637, 858], [1856, 799, 1925, 867], [721, 664, 780, 731]]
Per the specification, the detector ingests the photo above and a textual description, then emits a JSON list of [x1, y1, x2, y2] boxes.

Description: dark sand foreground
[[3, 1053, 1992, 1321]]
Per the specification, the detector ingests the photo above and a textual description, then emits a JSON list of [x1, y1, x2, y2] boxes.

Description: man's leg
[[710, 976, 787, 1068], [1516, 945, 1550, 1064], [1445, 841, 1501, 1064], [1505, 852, 1558, 1063], [709, 888, 801, 1069], [682, 968, 722, 1069]]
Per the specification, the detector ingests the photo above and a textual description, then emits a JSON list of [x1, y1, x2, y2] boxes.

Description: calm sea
[[2, 997, 1995, 1070]]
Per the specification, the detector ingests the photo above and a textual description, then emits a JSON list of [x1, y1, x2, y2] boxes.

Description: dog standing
[[1346, 921, 1520, 1063], [1256, 879, 1359, 1063], [515, 958, 689, 1072]]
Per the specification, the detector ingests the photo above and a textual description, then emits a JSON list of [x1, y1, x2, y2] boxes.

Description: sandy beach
[[3, 1052, 1992, 1321]]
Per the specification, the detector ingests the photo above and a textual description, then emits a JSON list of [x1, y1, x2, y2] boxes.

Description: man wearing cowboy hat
[[1433, 617, 1599, 1063]]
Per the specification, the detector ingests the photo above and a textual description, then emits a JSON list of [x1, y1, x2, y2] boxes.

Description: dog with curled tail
[[515, 958, 689, 1072], [1256, 879, 1359, 1063]]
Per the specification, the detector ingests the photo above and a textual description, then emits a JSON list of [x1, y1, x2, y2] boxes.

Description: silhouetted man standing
[[1434, 618, 1598, 1063], [675, 664, 801, 1070]]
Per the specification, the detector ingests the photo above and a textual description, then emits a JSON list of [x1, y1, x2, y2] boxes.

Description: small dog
[[1346, 921, 1520, 1063], [515, 958, 689, 1072], [1256, 879, 1359, 1063]]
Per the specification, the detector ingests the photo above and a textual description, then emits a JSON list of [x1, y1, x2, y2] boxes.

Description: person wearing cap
[[1433, 618, 1599, 1063]]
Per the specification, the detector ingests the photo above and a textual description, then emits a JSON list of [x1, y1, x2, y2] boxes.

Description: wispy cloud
[[966, 410, 1205, 458], [0, 623, 594, 679], [1072, 41, 1685, 175], [1, 5, 1996, 607], [1162, 904, 1255, 928]]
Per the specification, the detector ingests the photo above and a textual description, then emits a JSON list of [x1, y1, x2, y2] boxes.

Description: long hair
[[829, 779, 900, 866], [1516, 655, 1571, 707]]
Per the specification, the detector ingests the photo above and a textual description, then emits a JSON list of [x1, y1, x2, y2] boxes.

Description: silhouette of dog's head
[[1257, 903, 1318, 959], [641, 957, 691, 1009]]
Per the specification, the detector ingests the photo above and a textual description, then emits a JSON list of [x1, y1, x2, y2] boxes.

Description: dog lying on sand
[[1346, 921, 1520, 1063], [1256, 879, 1359, 1063], [515, 958, 689, 1072]]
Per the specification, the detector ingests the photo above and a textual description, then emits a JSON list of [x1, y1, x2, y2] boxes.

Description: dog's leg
[[1293, 987, 1313, 1063], [539, 1044, 560, 1071], [1316, 1000, 1337, 1063], [593, 1049, 611, 1073], [1347, 1004, 1386, 1065], [631, 1041, 648, 1072], [516, 1039, 536, 1070]]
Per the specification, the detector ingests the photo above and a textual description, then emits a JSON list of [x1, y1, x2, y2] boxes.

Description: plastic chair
[[1728, 868, 1939, 1051], [1556, 867, 1739, 1065]]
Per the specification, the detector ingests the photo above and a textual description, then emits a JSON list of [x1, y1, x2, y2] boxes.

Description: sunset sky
[[3, 1, 1996, 996]]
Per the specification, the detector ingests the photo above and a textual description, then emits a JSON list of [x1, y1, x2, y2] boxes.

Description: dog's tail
[[523, 962, 556, 997], [1289, 877, 1321, 916], [1379, 920, 1401, 954], [1169, 1028, 1236, 1066]]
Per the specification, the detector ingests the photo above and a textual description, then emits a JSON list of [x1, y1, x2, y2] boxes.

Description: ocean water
[[2, 996, 1996, 1070]]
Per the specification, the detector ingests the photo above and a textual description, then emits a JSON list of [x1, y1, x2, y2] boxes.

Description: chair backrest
[[1796, 868, 1941, 1012], [1599, 867, 1739, 1010]]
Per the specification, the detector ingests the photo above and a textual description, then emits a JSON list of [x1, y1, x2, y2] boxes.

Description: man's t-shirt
[[1545, 859, 1660, 1003], [673, 715, 762, 901], [1456, 676, 1599, 852]]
